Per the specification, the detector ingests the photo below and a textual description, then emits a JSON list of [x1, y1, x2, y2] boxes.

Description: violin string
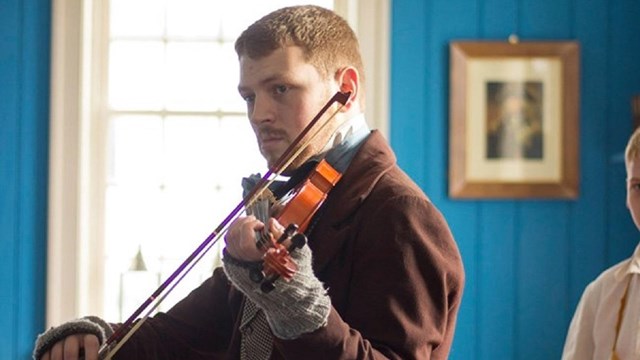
[[260, 198, 272, 249], [100, 92, 350, 358], [251, 196, 270, 249]]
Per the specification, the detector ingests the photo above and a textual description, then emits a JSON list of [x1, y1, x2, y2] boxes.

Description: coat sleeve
[[112, 267, 238, 359], [275, 193, 465, 360]]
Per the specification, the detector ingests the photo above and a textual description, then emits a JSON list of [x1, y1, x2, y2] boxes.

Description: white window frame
[[47, 0, 389, 326]]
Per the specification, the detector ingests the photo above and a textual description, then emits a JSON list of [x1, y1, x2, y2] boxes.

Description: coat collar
[[614, 242, 640, 282]]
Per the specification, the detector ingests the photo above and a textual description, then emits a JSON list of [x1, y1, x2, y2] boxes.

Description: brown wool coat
[[115, 131, 465, 359]]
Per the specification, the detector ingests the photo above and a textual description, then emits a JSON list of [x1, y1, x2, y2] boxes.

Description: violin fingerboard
[[246, 189, 275, 249]]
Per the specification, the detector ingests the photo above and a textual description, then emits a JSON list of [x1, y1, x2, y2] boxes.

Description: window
[[105, 0, 341, 321], [48, 0, 389, 325]]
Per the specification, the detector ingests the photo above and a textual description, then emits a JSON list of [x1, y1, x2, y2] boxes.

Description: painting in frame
[[449, 41, 580, 199]]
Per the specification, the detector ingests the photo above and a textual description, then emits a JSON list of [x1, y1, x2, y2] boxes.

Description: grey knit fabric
[[240, 299, 274, 360], [32, 316, 113, 360], [223, 244, 331, 339]]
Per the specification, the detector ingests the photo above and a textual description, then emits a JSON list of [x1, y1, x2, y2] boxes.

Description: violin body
[[276, 159, 342, 233]]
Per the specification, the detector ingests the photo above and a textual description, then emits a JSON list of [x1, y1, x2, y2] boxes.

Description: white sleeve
[[562, 282, 597, 360]]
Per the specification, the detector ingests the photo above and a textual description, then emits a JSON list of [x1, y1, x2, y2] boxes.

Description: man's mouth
[[258, 128, 287, 148], [261, 136, 281, 144]]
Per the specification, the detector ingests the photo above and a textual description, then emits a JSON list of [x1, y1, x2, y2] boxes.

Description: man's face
[[238, 46, 338, 171], [627, 156, 640, 230]]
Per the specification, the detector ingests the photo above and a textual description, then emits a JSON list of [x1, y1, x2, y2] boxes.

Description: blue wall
[[392, 0, 640, 359], [0, 0, 50, 358], [2, 0, 640, 359]]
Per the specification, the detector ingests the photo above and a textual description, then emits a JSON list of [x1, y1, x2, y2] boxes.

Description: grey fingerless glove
[[33, 316, 113, 360], [223, 244, 331, 339]]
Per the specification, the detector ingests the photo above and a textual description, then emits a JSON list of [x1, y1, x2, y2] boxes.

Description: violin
[[98, 91, 351, 359], [248, 158, 342, 292]]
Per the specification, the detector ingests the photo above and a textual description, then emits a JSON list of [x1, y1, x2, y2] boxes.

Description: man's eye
[[274, 85, 288, 95], [242, 94, 255, 103]]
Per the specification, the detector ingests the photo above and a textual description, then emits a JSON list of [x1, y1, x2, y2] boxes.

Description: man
[[34, 6, 464, 360], [562, 126, 640, 359]]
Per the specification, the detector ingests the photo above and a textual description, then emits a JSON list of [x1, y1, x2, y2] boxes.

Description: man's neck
[[314, 113, 369, 173]]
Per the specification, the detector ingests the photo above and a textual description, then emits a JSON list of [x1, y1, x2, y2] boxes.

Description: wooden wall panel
[[0, 0, 50, 358], [0, 0, 21, 357], [390, 0, 640, 359], [570, 0, 608, 315]]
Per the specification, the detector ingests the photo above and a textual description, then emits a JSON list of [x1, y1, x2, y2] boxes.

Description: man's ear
[[334, 66, 360, 112]]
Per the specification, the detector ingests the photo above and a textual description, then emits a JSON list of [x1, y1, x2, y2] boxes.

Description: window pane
[[104, 185, 164, 259], [109, 115, 163, 184], [220, 0, 334, 40], [215, 115, 266, 186], [215, 42, 246, 112], [166, 0, 222, 38], [165, 42, 220, 111], [110, 0, 165, 38], [163, 116, 219, 185], [109, 41, 165, 110]]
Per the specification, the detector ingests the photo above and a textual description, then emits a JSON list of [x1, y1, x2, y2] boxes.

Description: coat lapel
[[307, 130, 396, 274]]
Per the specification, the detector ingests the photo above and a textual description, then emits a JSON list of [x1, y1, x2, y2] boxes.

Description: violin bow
[[98, 91, 351, 359]]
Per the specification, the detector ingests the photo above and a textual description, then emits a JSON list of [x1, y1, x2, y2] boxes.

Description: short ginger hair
[[234, 5, 365, 84], [626, 127, 640, 169]]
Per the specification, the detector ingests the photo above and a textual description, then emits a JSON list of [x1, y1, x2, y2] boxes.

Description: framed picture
[[449, 41, 580, 199]]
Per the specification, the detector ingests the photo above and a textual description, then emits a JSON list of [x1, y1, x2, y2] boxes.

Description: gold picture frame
[[449, 40, 580, 199]]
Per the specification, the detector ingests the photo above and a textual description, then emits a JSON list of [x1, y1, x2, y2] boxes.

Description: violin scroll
[[260, 233, 307, 293], [249, 223, 308, 293], [249, 223, 298, 283]]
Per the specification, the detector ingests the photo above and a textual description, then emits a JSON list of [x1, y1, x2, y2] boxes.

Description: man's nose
[[249, 95, 274, 124]]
